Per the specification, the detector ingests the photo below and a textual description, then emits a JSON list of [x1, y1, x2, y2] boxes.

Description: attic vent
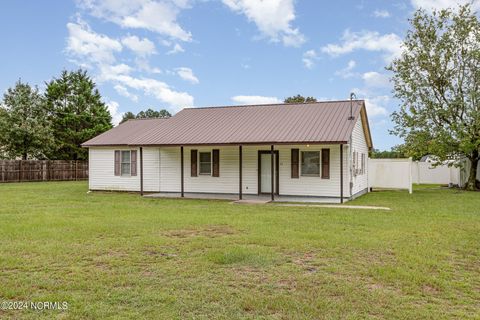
[[348, 92, 356, 120]]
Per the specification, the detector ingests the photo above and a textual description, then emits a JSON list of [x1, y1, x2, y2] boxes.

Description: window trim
[[199, 151, 212, 175], [120, 150, 131, 176], [301, 150, 321, 177]]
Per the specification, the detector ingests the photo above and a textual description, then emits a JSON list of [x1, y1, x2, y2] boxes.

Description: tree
[[369, 147, 408, 159], [44, 70, 112, 160], [120, 108, 172, 124], [120, 112, 136, 124], [388, 5, 480, 190], [284, 95, 317, 103], [0, 80, 53, 159]]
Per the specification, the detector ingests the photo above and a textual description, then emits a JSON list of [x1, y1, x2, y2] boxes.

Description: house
[[82, 100, 373, 203]]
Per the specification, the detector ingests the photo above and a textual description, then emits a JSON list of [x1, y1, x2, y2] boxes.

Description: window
[[301, 151, 320, 176], [121, 150, 131, 175], [199, 152, 211, 175], [114, 150, 137, 176]]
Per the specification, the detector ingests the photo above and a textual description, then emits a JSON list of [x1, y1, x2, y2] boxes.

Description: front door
[[259, 151, 279, 194]]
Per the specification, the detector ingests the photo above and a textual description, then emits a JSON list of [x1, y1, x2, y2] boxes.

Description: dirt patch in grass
[[162, 225, 238, 238]]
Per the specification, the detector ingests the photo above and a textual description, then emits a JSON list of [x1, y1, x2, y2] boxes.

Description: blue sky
[[0, 0, 477, 150]]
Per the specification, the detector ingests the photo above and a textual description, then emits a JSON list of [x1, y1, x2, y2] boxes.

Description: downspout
[[140, 147, 144, 196], [349, 135, 353, 199], [340, 144, 344, 204]]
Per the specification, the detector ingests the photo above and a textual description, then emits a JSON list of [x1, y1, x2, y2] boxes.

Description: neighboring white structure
[[83, 100, 373, 203]]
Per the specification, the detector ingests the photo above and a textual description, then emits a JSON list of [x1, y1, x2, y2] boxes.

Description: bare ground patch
[[162, 225, 239, 238]]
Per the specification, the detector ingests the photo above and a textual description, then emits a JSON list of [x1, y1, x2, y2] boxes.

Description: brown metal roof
[[82, 100, 372, 148], [82, 118, 169, 146]]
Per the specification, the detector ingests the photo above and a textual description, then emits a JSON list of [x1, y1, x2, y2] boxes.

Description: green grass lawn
[[0, 182, 479, 319]]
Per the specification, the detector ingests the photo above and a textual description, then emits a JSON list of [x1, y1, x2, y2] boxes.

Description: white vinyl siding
[[90, 143, 355, 198], [89, 147, 159, 192], [350, 117, 369, 196]]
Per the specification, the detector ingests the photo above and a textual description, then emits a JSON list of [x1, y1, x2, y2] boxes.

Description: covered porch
[[138, 143, 348, 204]]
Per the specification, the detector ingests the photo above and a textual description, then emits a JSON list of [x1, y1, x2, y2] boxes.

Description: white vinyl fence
[[368, 158, 413, 193], [368, 158, 479, 192], [411, 162, 460, 185]]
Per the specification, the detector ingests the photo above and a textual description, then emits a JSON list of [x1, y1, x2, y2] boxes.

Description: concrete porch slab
[[232, 199, 271, 205], [144, 192, 345, 204], [277, 204, 391, 210]]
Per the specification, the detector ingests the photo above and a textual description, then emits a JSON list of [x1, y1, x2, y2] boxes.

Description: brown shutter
[[131, 150, 137, 176], [291, 148, 299, 178], [114, 150, 120, 176], [212, 149, 220, 177], [191, 149, 198, 177], [321, 148, 330, 179]]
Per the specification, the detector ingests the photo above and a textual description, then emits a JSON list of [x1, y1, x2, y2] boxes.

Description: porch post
[[140, 147, 144, 196], [180, 146, 184, 197], [340, 144, 344, 204], [239, 145, 243, 200], [271, 145, 274, 201]]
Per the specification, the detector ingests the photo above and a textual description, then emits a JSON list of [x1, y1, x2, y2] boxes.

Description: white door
[[260, 153, 276, 193]]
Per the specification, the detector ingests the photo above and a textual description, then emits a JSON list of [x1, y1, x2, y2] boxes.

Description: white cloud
[[362, 71, 390, 88], [410, 0, 480, 11], [97, 63, 134, 82], [78, 0, 192, 41], [114, 84, 139, 102], [121, 35, 156, 56], [352, 88, 389, 117], [222, 0, 305, 47], [66, 20, 122, 64], [365, 96, 389, 117], [66, 19, 194, 111], [335, 60, 357, 78], [135, 58, 162, 74], [175, 67, 199, 84], [167, 43, 185, 54], [103, 72, 194, 110], [373, 9, 390, 17], [321, 30, 403, 62], [105, 100, 124, 126], [302, 50, 318, 69], [231, 95, 281, 105]]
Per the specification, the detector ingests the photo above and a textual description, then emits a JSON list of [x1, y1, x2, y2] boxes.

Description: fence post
[[408, 157, 413, 194], [18, 161, 22, 182], [75, 160, 78, 181]]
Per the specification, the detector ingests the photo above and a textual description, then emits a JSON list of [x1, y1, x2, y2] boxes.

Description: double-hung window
[[121, 151, 131, 175], [301, 151, 320, 176], [199, 152, 212, 175]]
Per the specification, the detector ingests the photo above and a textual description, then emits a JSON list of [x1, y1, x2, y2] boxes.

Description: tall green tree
[[284, 95, 317, 103], [44, 70, 112, 160], [120, 108, 172, 124], [0, 80, 53, 159], [388, 5, 480, 190]]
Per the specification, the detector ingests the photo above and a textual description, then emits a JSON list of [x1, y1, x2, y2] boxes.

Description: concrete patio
[[144, 192, 345, 204]]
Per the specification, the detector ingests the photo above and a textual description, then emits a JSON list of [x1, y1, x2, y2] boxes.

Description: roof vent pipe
[[348, 92, 356, 120]]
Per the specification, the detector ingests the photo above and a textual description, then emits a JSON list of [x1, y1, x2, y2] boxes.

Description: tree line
[[0, 70, 112, 160]]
